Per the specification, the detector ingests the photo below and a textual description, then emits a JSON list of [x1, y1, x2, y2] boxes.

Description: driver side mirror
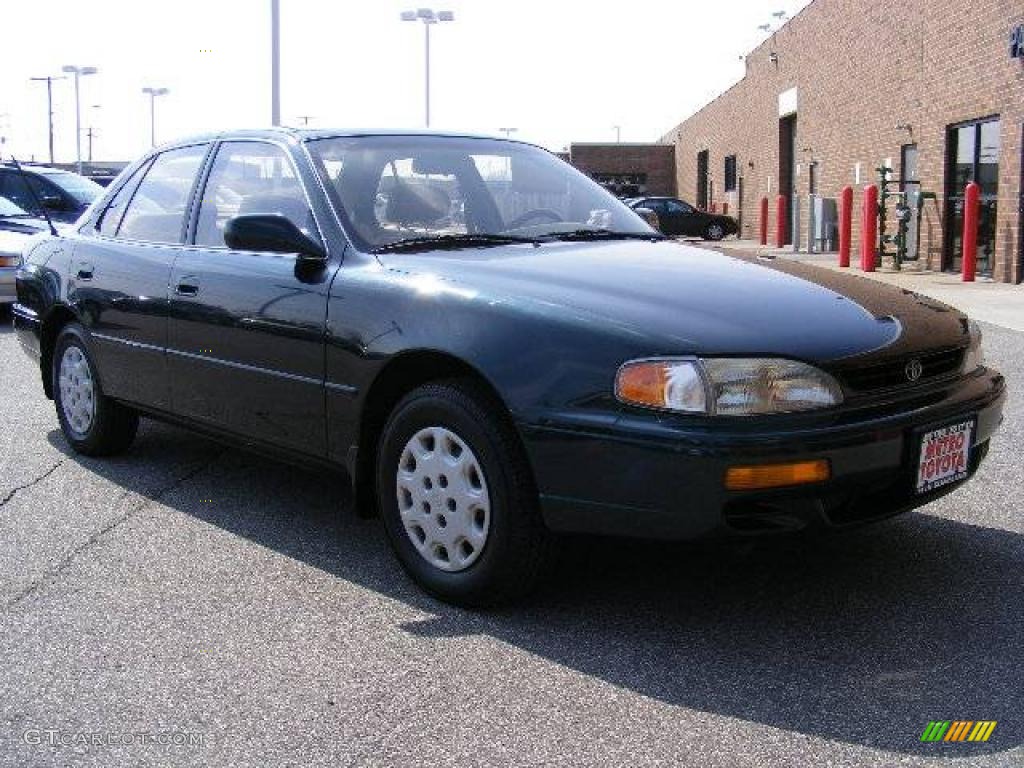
[[633, 207, 661, 231], [224, 214, 326, 260]]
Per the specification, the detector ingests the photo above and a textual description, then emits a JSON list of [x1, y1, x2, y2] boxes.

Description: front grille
[[838, 347, 965, 393]]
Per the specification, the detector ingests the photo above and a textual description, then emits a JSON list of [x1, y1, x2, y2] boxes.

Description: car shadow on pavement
[[48, 423, 1022, 757]]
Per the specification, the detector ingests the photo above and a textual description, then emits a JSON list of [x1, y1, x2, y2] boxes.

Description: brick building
[[568, 143, 676, 197], [661, 0, 1024, 282]]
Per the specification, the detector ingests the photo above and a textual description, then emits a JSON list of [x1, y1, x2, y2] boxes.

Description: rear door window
[[116, 145, 208, 244], [96, 161, 152, 237], [0, 171, 37, 211]]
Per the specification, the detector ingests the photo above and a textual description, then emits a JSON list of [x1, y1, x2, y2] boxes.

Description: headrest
[[384, 183, 450, 227]]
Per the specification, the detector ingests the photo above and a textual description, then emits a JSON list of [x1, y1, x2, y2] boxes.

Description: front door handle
[[175, 275, 200, 296], [76, 262, 94, 281]]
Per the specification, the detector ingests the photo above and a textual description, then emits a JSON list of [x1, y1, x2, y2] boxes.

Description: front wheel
[[53, 323, 139, 456], [376, 380, 556, 607]]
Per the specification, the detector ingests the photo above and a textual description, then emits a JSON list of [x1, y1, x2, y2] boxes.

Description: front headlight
[[615, 357, 843, 415], [962, 320, 984, 373]]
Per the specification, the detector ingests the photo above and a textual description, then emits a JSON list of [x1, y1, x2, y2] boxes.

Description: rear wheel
[[704, 222, 725, 241], [376, 380, 556, 607], [53, 323, 138, 456]]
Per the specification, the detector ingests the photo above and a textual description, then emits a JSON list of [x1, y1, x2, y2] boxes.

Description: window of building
[[724, 155, 737, 192]]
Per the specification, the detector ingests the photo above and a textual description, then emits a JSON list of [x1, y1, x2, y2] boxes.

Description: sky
[[0, 0, 812, 164]]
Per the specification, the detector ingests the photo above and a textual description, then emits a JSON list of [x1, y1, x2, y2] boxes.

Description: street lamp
[[613, 125, 621, 143], [62, 65, 97, 174], [400, 8, 455, 128], [141, 87, 170, 148], [87, 104, 103, 162], [271, 0, 281, 126]]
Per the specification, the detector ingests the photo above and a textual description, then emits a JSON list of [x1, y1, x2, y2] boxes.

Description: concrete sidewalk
[[704, 238, 1024, 333]]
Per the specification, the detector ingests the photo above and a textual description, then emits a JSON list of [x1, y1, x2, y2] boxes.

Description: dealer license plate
[[916, 419, 974, 494]]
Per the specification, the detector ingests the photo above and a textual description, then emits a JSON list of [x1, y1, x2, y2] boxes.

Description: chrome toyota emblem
[[905, 359, 923, 382]]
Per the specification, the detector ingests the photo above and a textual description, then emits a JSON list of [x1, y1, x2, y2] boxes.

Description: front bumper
[[520, 369, 1006, 539]]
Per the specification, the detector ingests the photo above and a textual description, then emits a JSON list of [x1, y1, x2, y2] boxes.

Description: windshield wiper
[[372, 233, 538, 253], [536, 229, 665, 242]]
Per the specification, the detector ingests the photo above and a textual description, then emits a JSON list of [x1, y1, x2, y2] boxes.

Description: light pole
[[400, 8, 454, 128], [62, 65, 97, 174], [29, 75, 65, 165], [271, 0, 281, 125], [498, 127, 518, 138], [613, 125, 621, 143], [141, 87, 170, 148], [87, 104, 101, 162]]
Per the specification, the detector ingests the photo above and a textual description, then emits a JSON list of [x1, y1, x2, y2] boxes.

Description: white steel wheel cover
[[59, 345, 96, 437], [395, 426, 491, 572]]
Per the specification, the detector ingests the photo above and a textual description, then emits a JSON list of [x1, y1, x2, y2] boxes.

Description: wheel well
[[39, 305, 79, 399], [353, 351, 510, 517]]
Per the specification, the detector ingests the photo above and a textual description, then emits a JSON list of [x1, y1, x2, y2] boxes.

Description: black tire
[[53, 323, 139, 456], [703, 222, 725, 241], [376, 379, 557, 608]]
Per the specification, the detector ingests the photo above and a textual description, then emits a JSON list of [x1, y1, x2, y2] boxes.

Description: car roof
[[154, 127, 538, 151], [0, 164, 79, 177]]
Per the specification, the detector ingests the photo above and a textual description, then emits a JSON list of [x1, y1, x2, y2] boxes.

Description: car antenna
[[5, 154, 59, 237]]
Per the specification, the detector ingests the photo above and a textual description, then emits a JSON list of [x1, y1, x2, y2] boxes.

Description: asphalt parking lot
[[0, 306, 1020, 767]]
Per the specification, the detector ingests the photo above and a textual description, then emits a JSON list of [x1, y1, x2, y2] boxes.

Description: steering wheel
[[504, 208, 563, 230]]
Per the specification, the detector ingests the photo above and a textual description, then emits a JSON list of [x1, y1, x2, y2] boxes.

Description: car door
[[166, 139, 336, 457], [664, 199, 700, 236], [73, 144, 210, 411], [639, 199, 671, 234]]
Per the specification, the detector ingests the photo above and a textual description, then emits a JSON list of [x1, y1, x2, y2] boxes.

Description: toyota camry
[[13, 129, 1005, 606]]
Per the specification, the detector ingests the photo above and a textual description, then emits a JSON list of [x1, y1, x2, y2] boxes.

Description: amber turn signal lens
[[724, 459, 830, 491], [0, 255, 20, 267], [616, 363, 668, 408]]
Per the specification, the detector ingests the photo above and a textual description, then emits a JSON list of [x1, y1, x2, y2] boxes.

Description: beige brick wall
[[568, 144, 677, 196], [662, 0, 1024, 282]]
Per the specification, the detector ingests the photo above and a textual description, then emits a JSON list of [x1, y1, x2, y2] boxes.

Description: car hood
[[376, 240, 969, 363]]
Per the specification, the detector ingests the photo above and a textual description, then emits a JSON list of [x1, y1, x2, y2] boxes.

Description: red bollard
[[839, 186, 853, 268], [962, 181, 980, 282], [759, 197, 769, 245], [774, 195, 786, 248], [861, 184, 878, 272]]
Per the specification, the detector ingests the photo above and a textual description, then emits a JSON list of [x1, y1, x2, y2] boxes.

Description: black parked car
[[14, 129, 1004, 606], [0, 164, 104, 223], [630, 196, 738, 240]]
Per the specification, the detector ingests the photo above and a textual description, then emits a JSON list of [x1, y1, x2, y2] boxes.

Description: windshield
[[305, 135, 654, 252], [43, 171, 104, 204], [0, 196, 30, 216]]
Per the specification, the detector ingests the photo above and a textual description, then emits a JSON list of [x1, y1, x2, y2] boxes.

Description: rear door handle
[[76, 262, 94, 281], [175, 275, 200, 296]]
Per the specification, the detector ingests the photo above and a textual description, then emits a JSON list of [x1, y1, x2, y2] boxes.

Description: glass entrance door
[[944, 118, 1000, 275], [901, 143, 920, 261]]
